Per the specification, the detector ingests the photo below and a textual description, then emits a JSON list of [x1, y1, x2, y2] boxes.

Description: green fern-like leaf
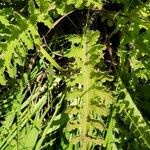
[[28, 0, 55, 27], [117, 85, 150, 149], [64, 30, 113, 149], [0, 1, 56, 85], [115, 3, 150, 148], [0, 10, 36, 84]]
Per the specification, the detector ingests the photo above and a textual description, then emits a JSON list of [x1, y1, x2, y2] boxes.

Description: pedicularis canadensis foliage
[[64, 30, 113, 149], [0, 0, 150, 150]]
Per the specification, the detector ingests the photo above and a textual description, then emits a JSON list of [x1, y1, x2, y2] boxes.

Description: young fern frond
[[63, 29, 113, 149]]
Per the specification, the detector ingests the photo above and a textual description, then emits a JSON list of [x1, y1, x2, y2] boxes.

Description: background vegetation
[[0, 0, 150, 149]]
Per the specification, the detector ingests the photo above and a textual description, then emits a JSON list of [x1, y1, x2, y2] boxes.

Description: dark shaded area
[[91, 12, 120, 74], [37, 9, 87, 40], [0, 0, 28, 14], [103, 1, 124, 11]]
